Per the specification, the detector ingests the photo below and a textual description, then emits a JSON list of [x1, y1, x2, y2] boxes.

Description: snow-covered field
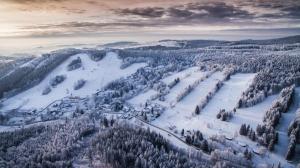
[[201, 73, 256, 117], [232, 95, 278, 128], [1, 52, 146, 111], [164, 69, 208, 104], [275, 88, 300, 158], [174, 71, 224, 114], [127, 89, 158, 109], [126, 66, 198, 108], [149, 71, 298, 167], [155, 71, 224, 121], [148, 70, 299, 167], [153, 73, 256, 136], [162, 66, 199, 85]]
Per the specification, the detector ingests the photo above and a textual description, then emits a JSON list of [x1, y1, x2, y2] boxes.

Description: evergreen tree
[[286, 136, 296, 160], [185, 135, 192, 144], [143, 113, 148, 121], [277, 162, 281, 168], [195, 105, 200, 115], [240, 124, 246, 136], [103, 117, 109, 128], [201, 140, 209, 152], [110, 118, 115, 127]]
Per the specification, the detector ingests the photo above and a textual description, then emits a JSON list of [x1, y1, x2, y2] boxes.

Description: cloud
[[116, 2, 254, 23], [115, 1, 300, 24], [238, 0, 300, 19], [4, 0, 300, 20], [282, 6, 300, 18], [116, 7, 165, 18], [19, 1, 299, 37], [21, 21, 166, 34], [5, 0, 72, 4], [256, 4, 300, 19], [18, 20, 172, 38], [2, 0, 98, 13], [167, 7, 195, 18], [2, 0, 299, 38], [187, 2, 253, 19]]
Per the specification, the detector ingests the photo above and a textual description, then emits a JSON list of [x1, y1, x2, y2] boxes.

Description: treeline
[[84, 49, 106, 62], [90, 124, 211, 168], [216, 109, 235, 121], [0, 117, 96, 168], [263, 85, 294, 127], [118, 49, 198, 68], [0, 56, 33, 79], [208, 43, 300, 51], [195, 80, 223, 114], [67, 57, 82, 71], [168, 77, 180, 89], [211, 149, 252, 168], [183, 130, 211, 153], [287, 108, 300, 160], [0, 48, 81, 99], [176, 70, 216, 102], [241, 56, 300, 107], [0, 125, 46, 152], [199, 47, 300, 107], [239, 85, 295, 154], [195, 66, 235, 115], [0, 114, 261, 168], [0, 116, 217, 168]]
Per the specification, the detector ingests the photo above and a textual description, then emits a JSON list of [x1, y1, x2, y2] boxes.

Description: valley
[[0, 36, 300, 167]]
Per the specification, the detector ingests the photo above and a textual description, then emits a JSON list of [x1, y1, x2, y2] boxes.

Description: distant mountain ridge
[[99, 41, 140, 48], [156, 35, 300, 49], [230, 35, 300, 45]]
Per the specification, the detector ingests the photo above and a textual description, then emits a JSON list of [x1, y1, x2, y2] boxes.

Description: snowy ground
[[0, 52, 146, 111], [153, 73, 256, 137], [174, 71, 224, 114], [232, 95, 278, 129], [127, 89, 158, 109], [149, 70, 298, 167], [164, 69, 208, 105], [275, 87, 300, 161], [201, 73, 256, 117], [161, 66, 199, 85], [154, 71, 224, 124], [131, 118, 211, 160]]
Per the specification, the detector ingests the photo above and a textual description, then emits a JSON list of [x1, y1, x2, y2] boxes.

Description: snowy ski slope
[[1, 52, 146, 111], [152, 73, 256, 136]]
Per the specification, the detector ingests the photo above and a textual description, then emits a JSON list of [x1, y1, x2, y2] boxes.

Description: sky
[[0, 0, 300, 55]]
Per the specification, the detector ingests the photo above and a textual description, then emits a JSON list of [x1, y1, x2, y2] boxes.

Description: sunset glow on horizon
[[0, 0, 299, 38]]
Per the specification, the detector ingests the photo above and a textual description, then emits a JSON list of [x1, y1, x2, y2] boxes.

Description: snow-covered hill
[[1, 52, 146, 111]]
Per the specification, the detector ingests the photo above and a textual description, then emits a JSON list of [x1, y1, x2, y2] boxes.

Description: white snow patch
[[274, 87, 300, 158], [164, 70, 207, 104], [128, 89, 158, 108], [175, 71, 224, 113], [201, 73, 256, 117], [232, 94, 278, 128], [162, 66, 199, 85]]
